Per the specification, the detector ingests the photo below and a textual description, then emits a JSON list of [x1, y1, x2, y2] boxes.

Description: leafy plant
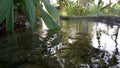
[[60, 1, 87, 16], [89, 0, 103, 15], [111, 3, 120, 15], [89, 0, 112, 15], [0, 0, 60, 32]]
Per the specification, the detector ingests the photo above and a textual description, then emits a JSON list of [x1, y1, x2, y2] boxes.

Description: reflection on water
[[0, 30, 61, 68], [0, 20, 120, 68], [92, 23, 120, 67]]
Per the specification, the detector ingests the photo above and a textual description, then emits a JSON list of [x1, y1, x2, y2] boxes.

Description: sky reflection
[[92, 22, 120, 67], [92, 22, 120, 53]]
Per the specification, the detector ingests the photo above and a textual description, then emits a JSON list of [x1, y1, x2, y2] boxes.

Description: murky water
[[0, 20, 120, 68]]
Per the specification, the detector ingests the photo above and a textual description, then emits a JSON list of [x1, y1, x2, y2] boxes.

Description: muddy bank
[[61, 16, 120, 26]]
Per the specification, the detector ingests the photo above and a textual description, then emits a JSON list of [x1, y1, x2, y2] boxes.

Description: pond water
[[0, 20, 120, 68]]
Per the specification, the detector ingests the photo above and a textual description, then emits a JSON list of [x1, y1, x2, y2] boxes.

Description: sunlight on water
[[92, 22, 120, 67], [60, 20, 120, 68], [92, 23, 117, 51]]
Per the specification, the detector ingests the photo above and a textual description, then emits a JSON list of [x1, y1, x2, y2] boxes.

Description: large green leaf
[[0, 0, 13, 24], [98, 0, 102, 7], [42, 0, 60, 22], [6, 2, 14, 32], [39, 6, 60, 30], [24, 0, 36, 30]]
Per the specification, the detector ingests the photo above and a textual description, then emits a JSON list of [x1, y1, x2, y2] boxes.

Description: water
[[0, 20, 120, 68]]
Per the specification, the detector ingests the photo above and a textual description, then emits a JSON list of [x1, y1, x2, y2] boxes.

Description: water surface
[[0, 20, 120, 68]]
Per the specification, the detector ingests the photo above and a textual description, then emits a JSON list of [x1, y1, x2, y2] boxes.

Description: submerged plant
[[0, 0, 60, 32]]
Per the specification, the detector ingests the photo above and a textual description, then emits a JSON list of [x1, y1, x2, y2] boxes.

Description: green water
[[0, 20, 120, 68]]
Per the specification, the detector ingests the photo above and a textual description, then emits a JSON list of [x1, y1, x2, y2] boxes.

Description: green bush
[[111, 3, 120, 15], [60, 2, 87, 16]]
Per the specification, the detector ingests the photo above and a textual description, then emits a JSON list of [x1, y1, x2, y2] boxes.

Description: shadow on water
[[0, 30, 61, 68], [0, 20, 120, 68]]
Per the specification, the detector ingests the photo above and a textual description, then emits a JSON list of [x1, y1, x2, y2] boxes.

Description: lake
[[0, 20, 120, 68]]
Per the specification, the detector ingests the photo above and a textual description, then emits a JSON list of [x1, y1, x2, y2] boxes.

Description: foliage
[[89, 0, 105, 15], [88, 0, 119, 16], [110, 3, 120, 15], [58, 0, 120, 16], [60, 1, 87, 16], [0, 0, 60, 32], [99, 2, 120, 16]]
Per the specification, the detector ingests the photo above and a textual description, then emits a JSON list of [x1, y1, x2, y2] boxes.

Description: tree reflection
[[0, 20, 120, 68], [0, 30, 61, 68], [59, 20, 120, 68], [107, 26, 119, 67], [59, 20, 108, 68], [93, 23, 120, 67]]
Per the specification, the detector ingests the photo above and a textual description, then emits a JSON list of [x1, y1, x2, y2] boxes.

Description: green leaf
[[42, 0, 60, 22], [98, 0, 103, 8], [89, 0, 94, 3], [6, 2, 14, 32], [0, 0, 13, 24], [24, 0, 36, 30], [39, 6, 60, 30]]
